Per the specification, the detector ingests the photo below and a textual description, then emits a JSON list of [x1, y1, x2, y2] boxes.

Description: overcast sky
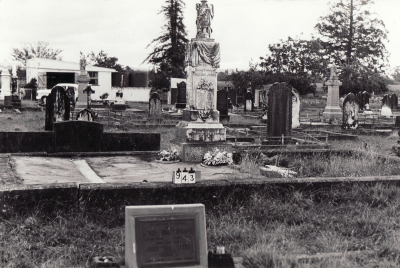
[[0, 0, 399, 74]]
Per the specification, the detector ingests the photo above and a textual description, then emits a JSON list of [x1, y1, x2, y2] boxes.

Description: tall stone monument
[[322, 64, 342, 121], [173, 0, 231, 162], [75, 54, 91, 109], [1, 66, 11, 102]]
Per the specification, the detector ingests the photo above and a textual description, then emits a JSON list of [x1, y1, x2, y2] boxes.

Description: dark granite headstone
[[267, 82, 292, 137], [4, 96, 12, 107], [176, 81, 186, 109], [244, 91, 253, 112], [217, 90, 228, 116], [363, 91, 370, 110], [396, 116, 400, 128], [44, 86, 72, 131], [149, 92, 162, 119], [382, 94, 390, 107], [342, 93, 359, 129], [53, 121, 103, 152], [391, 93, 398, 110]]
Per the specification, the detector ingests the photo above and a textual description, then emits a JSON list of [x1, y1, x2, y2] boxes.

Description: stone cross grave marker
[[267, 82, 292, 137], [149, 92, 162, 119], [125, 204, 208, 268], [292, 88, 300, 129], [342, 93, 359, 129]]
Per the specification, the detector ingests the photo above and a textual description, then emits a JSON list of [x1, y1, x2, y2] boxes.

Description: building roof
[[26, 58, 117, 72]]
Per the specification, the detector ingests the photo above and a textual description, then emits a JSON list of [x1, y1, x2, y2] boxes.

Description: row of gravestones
[[148, 82, 234, 123], [342, 92, 398, 129], [382, 93, 398, 110]]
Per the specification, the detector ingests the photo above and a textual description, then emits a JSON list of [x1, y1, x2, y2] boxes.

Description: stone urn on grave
[[171, 0, 232, 162]]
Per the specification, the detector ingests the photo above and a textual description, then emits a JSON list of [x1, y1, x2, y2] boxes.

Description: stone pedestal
[[323, 66, 342, 121], [75, 71, 90, 109], [0, 68, 11, 101], [172, 121, 229, 162], [173, 0, 230, 162]]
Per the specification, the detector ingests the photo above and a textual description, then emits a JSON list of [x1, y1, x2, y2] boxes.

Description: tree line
[[11, 0, 398, 96]]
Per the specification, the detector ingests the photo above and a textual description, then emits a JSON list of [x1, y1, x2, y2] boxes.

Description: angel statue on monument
[[196, 0, 214, 39]]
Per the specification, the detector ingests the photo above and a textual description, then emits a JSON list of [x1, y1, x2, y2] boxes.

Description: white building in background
[[26, 58, 116, 101], [26, 58, 153, 102]]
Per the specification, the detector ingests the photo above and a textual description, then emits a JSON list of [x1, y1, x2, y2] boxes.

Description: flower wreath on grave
[[202, 149, 233, 166], [157, 149, 181, 163]]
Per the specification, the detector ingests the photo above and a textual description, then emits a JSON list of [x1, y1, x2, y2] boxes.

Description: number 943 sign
[[173, 168, 198, 184]]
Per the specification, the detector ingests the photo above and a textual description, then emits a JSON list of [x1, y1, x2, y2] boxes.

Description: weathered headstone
[[217, 90, 229, 123], [292, 88, 300, 129], [176, 81, 187, 109], [322, 64, 342, 121], [45, 86, 72, 131], [382, 94, 390, 107], [267, 82, 292, 137], [125, 204, 208, 268], [391, 93, 398, 110], [244, 91, 253, 112], [149, 92, 162, 119], [342, 93, 359, 129], [363, 91, 371, 110], [1, 67, 11, 102], [381, 94, 392, 116]]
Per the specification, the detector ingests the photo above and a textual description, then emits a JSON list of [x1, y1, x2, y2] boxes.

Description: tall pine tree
[[315, 0, 388, 70], [315, 0, 390, 94], [144, 0, 188, 90]]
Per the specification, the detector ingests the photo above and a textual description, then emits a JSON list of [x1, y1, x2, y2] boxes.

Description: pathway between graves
[[6, 155, 238, 186]]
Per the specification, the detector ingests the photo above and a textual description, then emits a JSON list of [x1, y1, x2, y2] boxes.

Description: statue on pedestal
[[329, 63, 338, 80], [80, 53, 87, 71], [196, 0, 214, 39]]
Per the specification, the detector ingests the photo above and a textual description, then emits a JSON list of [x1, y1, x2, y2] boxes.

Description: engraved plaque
[[135, 215, 199, 267]]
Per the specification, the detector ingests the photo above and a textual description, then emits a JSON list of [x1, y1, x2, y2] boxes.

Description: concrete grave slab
[[13, 156, 90, 184]]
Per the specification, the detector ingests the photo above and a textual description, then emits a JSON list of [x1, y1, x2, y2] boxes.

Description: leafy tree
[[217, 72, 230, 81], [315, 0, 390, 94], [87, 51, 123, 72], [260, 36, 327, 78], [11, 41, 63, 65], [259, 37, 323, 95], [392, 67, 400, 83], [144, 0, 188, 90], [315, 0, 388, 69]]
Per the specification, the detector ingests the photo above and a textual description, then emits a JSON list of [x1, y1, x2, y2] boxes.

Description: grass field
[[2, 182, 400, 267], [2, 98, 400, 267]]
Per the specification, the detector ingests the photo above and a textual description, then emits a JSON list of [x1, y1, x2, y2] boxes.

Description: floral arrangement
[[202, 149, 233, 166], [158, 149, 180, 161]]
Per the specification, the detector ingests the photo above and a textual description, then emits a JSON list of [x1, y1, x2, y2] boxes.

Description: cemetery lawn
[[2, 182, 400, 267]]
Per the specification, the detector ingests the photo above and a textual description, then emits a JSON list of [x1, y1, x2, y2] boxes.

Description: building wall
[[91, 72, 112, 100], [110, 87, 151, 102]]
